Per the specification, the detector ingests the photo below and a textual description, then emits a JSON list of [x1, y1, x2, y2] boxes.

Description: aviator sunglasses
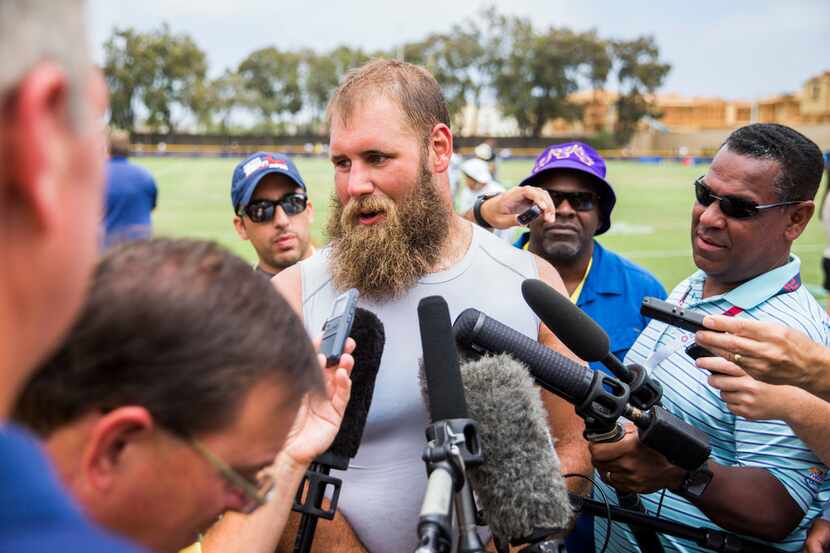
[[693, 177, 804, 219], [240, 193, 308, 223], [546, 190, 598, 212]]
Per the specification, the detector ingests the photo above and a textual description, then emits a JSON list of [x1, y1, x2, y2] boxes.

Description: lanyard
[[645, 274, 801, 370], [570, 257, 593, 304]]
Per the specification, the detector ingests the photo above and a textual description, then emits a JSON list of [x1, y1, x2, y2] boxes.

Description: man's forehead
[[708, 148, 782, 197], [537, 171, 595, 192], [252, 174, 302, 197], [329, 93, 418, 150]]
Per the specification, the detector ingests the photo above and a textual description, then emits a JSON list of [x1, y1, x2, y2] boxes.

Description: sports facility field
[[138, 156, 830, 297]]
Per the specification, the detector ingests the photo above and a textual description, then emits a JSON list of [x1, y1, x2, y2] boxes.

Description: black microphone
[[416, 296, 484, 553], [521, 278, 662, 410], [453, 309, 710, 471], [292, 308, 384, 553], [324, 307, 385, 463], [460, 352, 572, 545]]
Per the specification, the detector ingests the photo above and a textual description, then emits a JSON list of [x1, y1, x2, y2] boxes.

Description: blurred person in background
[[0, 0, 143, 551], [102, 128, 157, 248], [821, 149, 830, 313], [231, 152, 316, 278], [457, 157, 514, 241]]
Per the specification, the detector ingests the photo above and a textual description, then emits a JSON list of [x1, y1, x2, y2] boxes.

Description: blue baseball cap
[[231, 152, 307, 213], [519, 141, 616, 235]]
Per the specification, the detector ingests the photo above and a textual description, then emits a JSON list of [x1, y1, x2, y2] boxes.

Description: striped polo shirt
[[594, 256, 830, 552]]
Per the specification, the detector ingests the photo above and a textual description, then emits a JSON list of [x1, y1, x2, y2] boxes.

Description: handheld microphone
[[416, 296, 484, 553], [453, 309, 710, 471], [521, 278, 662, 410], [325, 307, 385, 462], [292, 308, 384, 553], [460, 353, 572, 544]]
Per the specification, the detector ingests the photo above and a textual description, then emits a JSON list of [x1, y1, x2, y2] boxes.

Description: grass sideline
[[138, 156, 830, 297]]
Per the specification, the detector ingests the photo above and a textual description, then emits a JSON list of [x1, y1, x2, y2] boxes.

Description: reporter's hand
[[479, 186, 556, 229], [589, 423, 685, 494], [280, 337, 355, 466], [697, 356, 800, 421], [804, 517, 830, 553], [695, 315, 824, 390]]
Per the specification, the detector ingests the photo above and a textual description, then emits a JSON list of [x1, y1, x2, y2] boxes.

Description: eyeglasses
[[188, 438, 275, 514], [694, 177, 803, 219], [240, 193, 308, 223], [546, 190, 598, 212]]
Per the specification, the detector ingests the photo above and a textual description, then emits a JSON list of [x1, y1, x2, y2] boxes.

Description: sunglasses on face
[[546, 190, 598, 212], [693, 177, 803, 219], [240, 193, 308, 223]]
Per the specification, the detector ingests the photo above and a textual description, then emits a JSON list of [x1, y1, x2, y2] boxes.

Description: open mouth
[[358, 210, 386, 225]]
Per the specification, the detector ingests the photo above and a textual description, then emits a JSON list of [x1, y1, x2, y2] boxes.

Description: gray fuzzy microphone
[[419, 352, 573, 543], [461, 352, 572, 542]]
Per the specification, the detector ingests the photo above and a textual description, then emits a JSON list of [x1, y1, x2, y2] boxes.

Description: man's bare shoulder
[[530, 252, 568, 296], [272, 265, 303, 318]]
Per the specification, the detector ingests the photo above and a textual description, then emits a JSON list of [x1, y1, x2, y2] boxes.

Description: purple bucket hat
[[519, 141, 617, 235]]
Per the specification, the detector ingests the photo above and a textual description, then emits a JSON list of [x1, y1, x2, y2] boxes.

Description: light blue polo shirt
[[594, 256, 830, 552]]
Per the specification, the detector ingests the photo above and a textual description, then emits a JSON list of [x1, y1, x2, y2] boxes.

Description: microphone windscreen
[[418, 296, 468, 422], [522, 278, 609, 362], [327, 307, 385, 459], [462, 353, 572, 541]]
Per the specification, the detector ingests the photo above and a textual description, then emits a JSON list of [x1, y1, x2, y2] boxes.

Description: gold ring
[[734, 353, 743, 364], [606, 471, 614, 484]]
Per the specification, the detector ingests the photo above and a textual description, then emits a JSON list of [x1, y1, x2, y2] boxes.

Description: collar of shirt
[[684, 255, 801, 310], [577, 241, 625, 306]]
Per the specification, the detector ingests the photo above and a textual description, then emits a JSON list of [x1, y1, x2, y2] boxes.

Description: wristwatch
[[674, 460, 713, 500], [473, 193, 500, 229]]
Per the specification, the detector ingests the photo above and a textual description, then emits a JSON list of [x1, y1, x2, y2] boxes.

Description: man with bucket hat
[[476, 141, 666, 370], [231, 152, 316, 278], [476, 141, 666, 552]]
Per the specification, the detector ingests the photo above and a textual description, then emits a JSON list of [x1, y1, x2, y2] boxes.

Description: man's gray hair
[[0, 0, 91, 123]]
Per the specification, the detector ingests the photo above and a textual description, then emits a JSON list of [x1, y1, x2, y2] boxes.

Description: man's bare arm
[[534, 256, 592, 496], [272, 264, 303, 317]]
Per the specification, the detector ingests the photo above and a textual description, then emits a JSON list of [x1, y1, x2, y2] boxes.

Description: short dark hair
[[722, 123, 824, 202], [327, 59, 450, 143], [14, 238, 322, 438]]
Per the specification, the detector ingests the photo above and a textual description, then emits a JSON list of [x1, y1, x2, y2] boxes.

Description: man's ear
[[6, 62, 72, 232], [232, 215, 249, 240], [306, 200, 314, 225], [428, 123, 453, 174], [84, 406, 154, 492], [784, 200, 815, 242]]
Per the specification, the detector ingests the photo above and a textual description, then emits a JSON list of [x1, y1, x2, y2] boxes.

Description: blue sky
[[88, 0, 830, 100]]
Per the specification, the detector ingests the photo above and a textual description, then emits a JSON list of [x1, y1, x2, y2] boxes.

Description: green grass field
[[137, 156, 830, 297]]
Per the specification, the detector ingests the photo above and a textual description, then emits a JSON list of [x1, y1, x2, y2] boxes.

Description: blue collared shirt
[[595, 255, 830, 552], [0, 424, 145, 552], [103, 157, 158, 248], [514, 234, 667, 374]]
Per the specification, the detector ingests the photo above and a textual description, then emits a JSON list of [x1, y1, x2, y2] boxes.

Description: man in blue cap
[[231, 152, 316, 278]]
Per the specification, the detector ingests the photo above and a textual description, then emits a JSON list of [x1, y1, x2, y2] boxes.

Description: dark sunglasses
[[547, 190, 598, 212], [694, 177, 803, 219], [240, 193, 308, 223]]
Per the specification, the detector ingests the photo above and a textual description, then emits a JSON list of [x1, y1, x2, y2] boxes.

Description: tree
[[611, 36, 671, 145], [238, 47, 303, 132], [301, 46, 369, 132], [140, 24, 208, 133], [103, 28, 152, 132], [483, 9, 612, 137], [103, 25, 208, 133]]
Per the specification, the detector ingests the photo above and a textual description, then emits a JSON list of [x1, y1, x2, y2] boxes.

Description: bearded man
[[204, 59, 591, 553]]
